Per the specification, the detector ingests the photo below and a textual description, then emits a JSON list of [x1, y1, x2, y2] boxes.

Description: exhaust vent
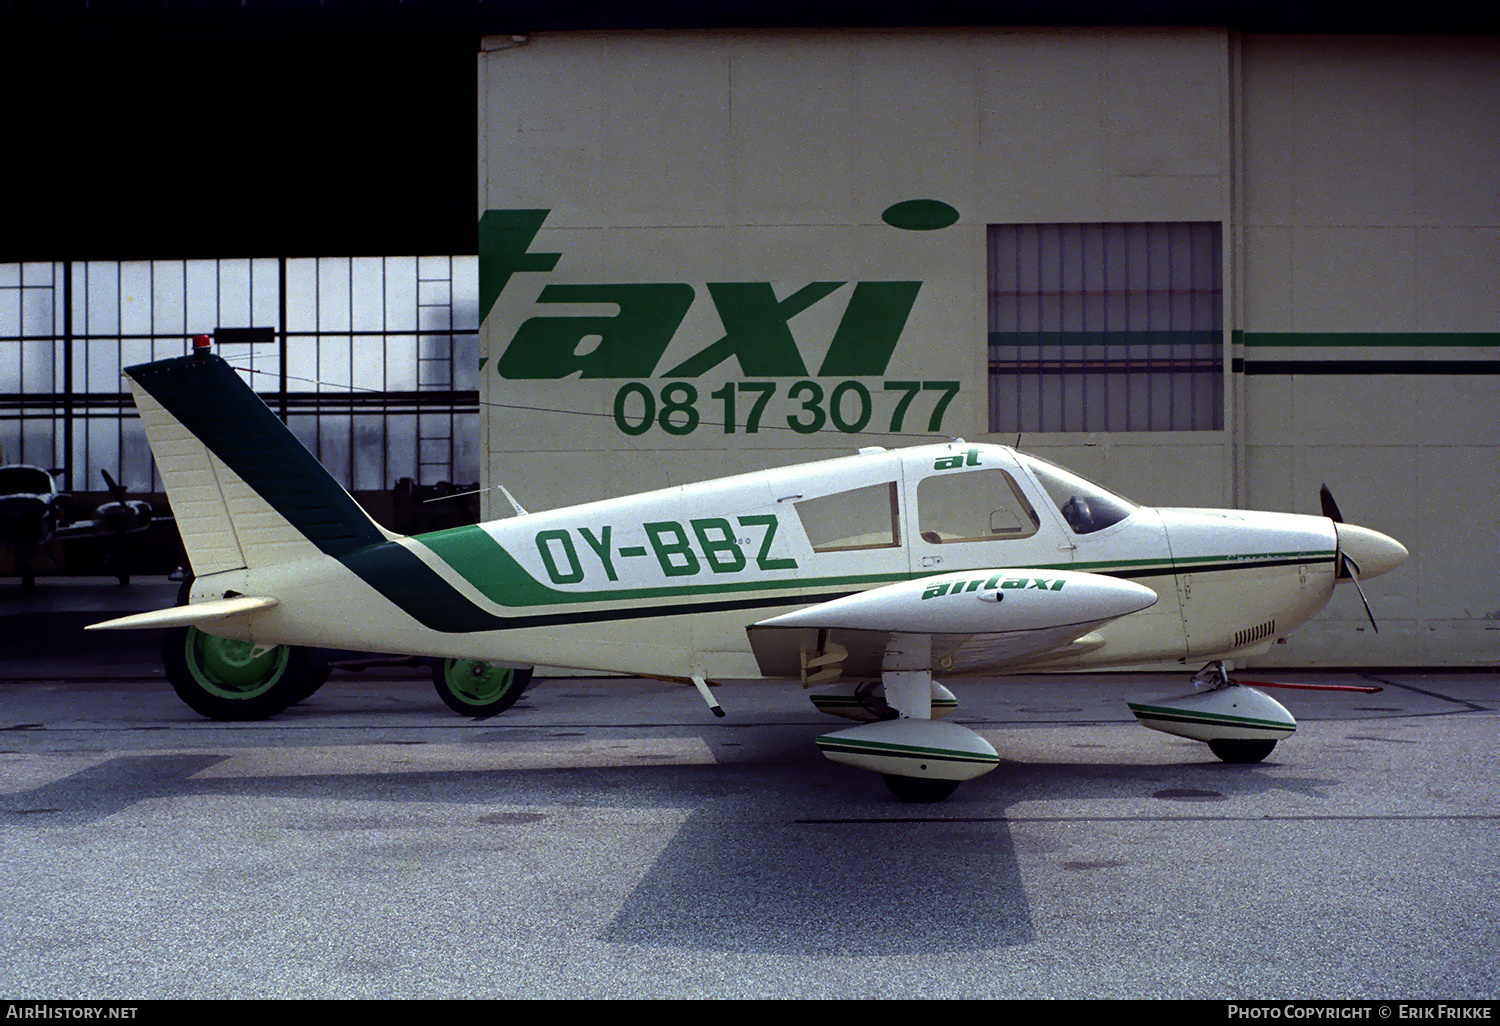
[[1234, 620, 1277, 649]]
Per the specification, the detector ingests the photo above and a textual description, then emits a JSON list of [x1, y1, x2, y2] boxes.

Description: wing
[[747, 568, 1157, 680], [51, 516, 108, 540]]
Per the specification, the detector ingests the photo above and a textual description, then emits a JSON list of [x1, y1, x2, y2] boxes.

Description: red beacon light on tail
[[191, 334, 213, 356]]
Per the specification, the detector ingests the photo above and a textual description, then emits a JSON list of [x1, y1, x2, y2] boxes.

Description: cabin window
[[795, 482, 901, 552], [1018, 454, 1135, 535], [917, 468, 1040, 544]]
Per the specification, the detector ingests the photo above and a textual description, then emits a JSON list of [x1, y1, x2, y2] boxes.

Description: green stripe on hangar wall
[[990, 330, 1220, 348]]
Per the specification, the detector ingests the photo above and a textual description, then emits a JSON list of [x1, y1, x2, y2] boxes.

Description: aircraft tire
[[289, 656, 332, 705], [163, 626, 314, 721], [432, 659, 533, 718], [882, 774, 962, 803], [1207, 738, 1277, 763]]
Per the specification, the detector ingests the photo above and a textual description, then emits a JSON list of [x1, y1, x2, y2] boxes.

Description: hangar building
[[477, 22, 1498, 667]]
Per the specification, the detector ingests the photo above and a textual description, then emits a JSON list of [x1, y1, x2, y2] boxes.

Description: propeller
[[101, 467, 126, 503], [1318, 483, 1343, 524], [1321, 483, 1378, 633], [97, 468, 152, 532]]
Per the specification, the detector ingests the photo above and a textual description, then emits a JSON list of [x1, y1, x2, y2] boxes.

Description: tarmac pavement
[[0, 644, 1494, 999]]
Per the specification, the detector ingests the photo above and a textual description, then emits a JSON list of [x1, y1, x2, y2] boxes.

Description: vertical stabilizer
[[126, 354, 393, 576]]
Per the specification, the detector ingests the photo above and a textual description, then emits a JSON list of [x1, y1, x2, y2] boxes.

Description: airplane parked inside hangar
[[1, 463, 159, 589], [90, 342, 1407, 801]]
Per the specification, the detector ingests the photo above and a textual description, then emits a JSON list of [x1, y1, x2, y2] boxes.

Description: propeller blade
[[1319, 483, 1344, 523], [100, 468, 125, 501], [1342, 552, 1379, 633], [1325, 485, 1354, 582], [1322, 486, 1396, 635]]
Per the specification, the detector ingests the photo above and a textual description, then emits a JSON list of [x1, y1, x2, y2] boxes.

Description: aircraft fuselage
[[189, 442, 1348, 680]]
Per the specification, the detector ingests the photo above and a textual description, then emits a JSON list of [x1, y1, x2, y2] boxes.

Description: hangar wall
[[477, 27, 1498, 666], [1236, 35, 1499, 666]]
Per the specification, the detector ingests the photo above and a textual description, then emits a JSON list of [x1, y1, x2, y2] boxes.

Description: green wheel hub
[[163, 625, 313, 721], [433, 659, 533, 717], [444, 660, 513, 703], [185, 631, 292, 699]]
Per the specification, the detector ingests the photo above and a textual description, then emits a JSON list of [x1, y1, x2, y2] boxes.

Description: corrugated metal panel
[[987, 221, 1223, 433]]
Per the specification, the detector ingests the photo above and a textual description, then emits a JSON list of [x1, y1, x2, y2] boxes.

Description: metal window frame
[[987, 221, 1224, 434], [0, 256, 479, 495]]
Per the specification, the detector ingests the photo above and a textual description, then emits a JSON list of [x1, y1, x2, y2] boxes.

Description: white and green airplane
[[90, 348, 1407, 801]]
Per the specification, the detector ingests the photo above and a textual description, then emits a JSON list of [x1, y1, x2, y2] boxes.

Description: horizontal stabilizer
[[86, 595, 279, 632]]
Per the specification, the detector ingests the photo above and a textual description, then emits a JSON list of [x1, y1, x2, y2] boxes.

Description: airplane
[[1, 463, 157, 589], [88, 343, 1408, 802]]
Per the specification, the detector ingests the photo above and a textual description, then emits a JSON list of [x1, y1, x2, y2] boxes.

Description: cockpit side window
[[794, 481, 901, 552], [1019, 455, 1136, 535], [916, 468, 1040, 544]]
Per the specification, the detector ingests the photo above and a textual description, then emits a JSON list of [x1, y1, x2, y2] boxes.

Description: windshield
[[1017, 455, 1136, 535]]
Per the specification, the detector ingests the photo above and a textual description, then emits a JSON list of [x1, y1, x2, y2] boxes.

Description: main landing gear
[[163, 625, 328, 721], [808, 658, 1353, 801], [880, 774, 962, 803], [813, 660, 1001, 803], [164, 634, 538, 722], [161, 584, 534, 721], [431, 658, 534, 718]]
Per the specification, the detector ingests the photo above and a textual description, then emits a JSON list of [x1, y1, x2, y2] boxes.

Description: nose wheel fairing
[[1127, 684, 1297, 746]]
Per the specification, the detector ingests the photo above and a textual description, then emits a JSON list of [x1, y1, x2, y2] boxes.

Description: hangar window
[[987, 222, 1223, 433], [0, 256, 478, 500]]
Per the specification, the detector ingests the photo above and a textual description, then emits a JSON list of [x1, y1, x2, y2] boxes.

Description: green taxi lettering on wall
[[478, 207, 963, 437], [481, 210, 920, 381]]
